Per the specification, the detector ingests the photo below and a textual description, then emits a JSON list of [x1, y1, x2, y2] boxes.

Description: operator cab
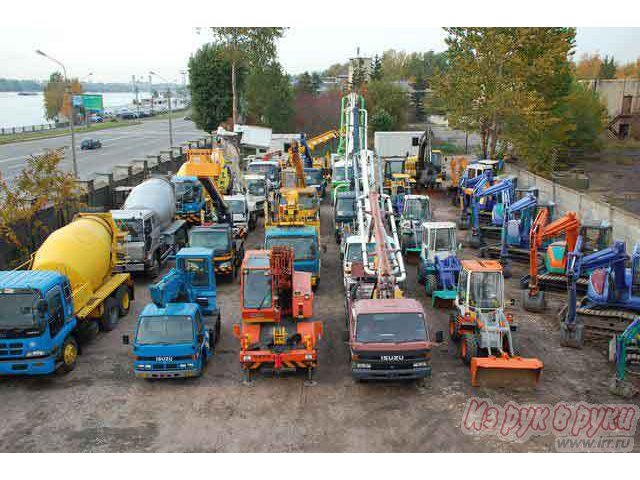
[[456, 261, 504, 312], [420, 221, 458, 263]]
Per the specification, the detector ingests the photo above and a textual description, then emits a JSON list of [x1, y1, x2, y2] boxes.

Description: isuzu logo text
[[380, 355, 404, 361], [156, 356, 173, 362]]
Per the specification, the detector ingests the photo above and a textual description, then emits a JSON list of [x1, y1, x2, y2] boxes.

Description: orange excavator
[[522, 209, 580, 312]]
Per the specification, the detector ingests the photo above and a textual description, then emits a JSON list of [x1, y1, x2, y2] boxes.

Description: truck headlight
[[242, 355, 252, 362], [25, 350, 47, 358], [413, 361, 428, 368], [305, 354, 313, 360], [353, 362, 371, 369]]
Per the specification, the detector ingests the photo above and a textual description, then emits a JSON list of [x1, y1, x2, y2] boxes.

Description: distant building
[[583, 78, 640, 139]]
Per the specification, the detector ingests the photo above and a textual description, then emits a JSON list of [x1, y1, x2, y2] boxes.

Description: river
[[0, 91, 151, 129]]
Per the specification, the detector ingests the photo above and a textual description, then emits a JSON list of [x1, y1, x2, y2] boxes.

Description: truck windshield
[[299, 194, 318, 210], [181, 258, 209, 287], [247, 180, 266, 196], [332, 167, 351, 182], [346, 242, 376, 262], [136, 316, 194, 345], [0, 292, 41, 331], [356, 312, 427, 343], [336, 197, 356, 218], [115, 218, 143, 242], [243, 270, 272, 309], [174, 181, 197, 203], [432, 228, 455, 251], [304, 170, 323, 185], [265, 236, 315, 261], [249, 164, 276, 182], [189, 230, 230, 253], [469, 272, 503, 309], [404, 199, 430, 221], [227, 200, 245, 215], [386, 160, 404, 175]]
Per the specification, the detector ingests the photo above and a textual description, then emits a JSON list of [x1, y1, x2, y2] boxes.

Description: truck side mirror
[[232, 324, 241, 338], [435, 330, 444, 343], [36, 299, 48, 316], [510, 298, 516, 306], [122, 335, 130, 345]]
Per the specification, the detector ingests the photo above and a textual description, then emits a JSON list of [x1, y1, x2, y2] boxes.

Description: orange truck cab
[[233, 247, 322, 383]]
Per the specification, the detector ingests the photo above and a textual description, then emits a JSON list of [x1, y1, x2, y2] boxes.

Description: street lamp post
[[84, 72, 93, 126], [149, 71, 173, 148], [36, 49, 79, 178]]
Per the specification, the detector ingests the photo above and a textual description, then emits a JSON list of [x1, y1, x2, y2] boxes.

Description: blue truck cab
[[124, 247, 221, 379], [264, 226, 321, 288], [0, 271, 78, 376], [172, 175, 207, 224]]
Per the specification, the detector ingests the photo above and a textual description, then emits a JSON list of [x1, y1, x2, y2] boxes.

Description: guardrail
[[0, 122, 68, 135]]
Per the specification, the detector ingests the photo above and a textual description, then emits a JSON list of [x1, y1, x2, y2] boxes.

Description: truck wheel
[[417, 263, 426, 285], [425, 274, 437, 297], [449, 314, 461, 342], [215, 315, 221, 345], [57, 336, 78, 374], [460, 334, 478, 365], [100, 297, 120, 332], [148, 256, 160, 279], [116, 286, 131, 317]]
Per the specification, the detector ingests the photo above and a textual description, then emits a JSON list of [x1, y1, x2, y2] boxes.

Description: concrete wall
[[506, 163, 640, 246]]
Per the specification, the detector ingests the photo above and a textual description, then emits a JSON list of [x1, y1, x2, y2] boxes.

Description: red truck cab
[[346, 283, 434, 381]]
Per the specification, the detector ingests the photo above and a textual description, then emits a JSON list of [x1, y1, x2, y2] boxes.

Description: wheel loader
[[449, 260, 543, 388]]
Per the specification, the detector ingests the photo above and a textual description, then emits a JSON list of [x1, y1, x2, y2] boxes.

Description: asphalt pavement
[[0, 118, 208, 180]]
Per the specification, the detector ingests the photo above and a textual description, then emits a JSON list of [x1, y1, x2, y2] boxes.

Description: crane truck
[[345, 193, 437, 382], [233, 246, 321, 383], [112, 176, 189, 277], [123, 247, 220, 379], [0, 213, 134, 375]]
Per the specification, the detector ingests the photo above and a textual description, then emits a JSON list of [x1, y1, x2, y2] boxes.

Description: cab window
[[47, 288, 65, 337]]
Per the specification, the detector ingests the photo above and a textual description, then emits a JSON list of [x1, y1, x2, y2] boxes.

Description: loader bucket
[[471, 355, 543, 389], [432, 290, 457, 308]]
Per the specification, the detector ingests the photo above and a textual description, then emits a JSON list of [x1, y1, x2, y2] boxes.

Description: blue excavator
[[467, 178, 515, 249], [561, 237, 640, 349], [610, 317, 640, 397]]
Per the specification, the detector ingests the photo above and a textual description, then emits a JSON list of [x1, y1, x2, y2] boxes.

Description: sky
[[1, 27, 639, 83]]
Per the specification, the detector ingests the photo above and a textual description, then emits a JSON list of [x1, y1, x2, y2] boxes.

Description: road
[[0, 118, 207, 180], [0, 192, 634, 452]]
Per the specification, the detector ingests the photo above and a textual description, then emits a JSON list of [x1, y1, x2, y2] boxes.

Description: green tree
[[188, 43, 239, 132], [246, 62, 294, 132], [599, 55, 617, 79], [210, 27, 286, 125], [311, 72, 322, 95], [564, 81, 607, 152], [434, 27, 576, 173], [365, 80, 410, 130], [350, 57, 367, 92], [296, 71, 315, 95], [370, 55, 383, 81], [369, 108, 394, 132]]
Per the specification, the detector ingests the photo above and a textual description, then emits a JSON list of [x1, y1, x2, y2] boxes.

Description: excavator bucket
[[471, 355, 543, 389]]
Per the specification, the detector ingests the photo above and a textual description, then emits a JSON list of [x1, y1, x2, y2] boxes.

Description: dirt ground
[[0, 191, 637, 453]]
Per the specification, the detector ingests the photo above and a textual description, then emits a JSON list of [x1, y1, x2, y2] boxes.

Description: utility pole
[[149, 71, 173, 148], [36, 49, 78, 178], [132, 75, 140, 117]]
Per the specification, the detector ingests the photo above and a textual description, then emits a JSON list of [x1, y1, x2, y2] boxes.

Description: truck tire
[[57, 336, 78, 374], [417, 263, 426, 285], [100, 297, 120, 332], [460, 334, 478, 365], [148, 256, 160, 279], [449, 314, 461, 342], [215, 315, 221, 345], [116, 286, 132, 317], [425, 274, 437, 297]]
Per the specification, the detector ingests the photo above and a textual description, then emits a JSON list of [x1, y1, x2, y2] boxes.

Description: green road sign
[[82, 94, 103, 112]]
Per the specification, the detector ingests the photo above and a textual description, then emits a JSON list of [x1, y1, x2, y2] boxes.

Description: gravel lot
[[0, 190, 637, 452]]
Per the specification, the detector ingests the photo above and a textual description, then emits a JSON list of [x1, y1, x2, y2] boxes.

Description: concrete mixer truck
[[0, 213, 134, 376], [111, 176, 188, 277]]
